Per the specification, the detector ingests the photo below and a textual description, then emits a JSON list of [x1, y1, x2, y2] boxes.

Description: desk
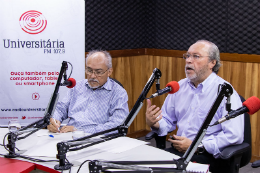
[[0, 157, 35, 173], [0, 129, 209, 173], [0, 157, 60, 173]]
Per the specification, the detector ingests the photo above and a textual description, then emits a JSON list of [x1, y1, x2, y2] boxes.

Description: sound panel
[[85, 0, 260, 55], [147, 0, 227, 51], [227, 0, 260, 54], [85, 0, 147, 51]]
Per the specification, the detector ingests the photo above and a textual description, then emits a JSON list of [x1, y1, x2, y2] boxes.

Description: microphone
[[62, 78, 76, 88], [213, 96, 260, 125], [149, 81, 180, 98]]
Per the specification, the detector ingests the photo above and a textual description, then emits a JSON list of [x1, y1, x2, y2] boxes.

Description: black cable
[[66, 157, 73, 172], [77, 160, 92, 173], [67, 61, 73, 79], [1, 139, 20, 151], [145, 96, 153, 99], [66, 158, 71, 163], [3, 133, 9, 151]]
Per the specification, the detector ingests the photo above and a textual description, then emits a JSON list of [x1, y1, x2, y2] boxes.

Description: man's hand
[[169, 135, 192, 153], [47, 118, 61, 133], [146, 99, 162, 128], [60, 126, 75, 133]]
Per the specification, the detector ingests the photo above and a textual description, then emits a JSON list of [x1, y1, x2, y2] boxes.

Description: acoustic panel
[[227, 0, 260, 54], [148, 0, 227, 52], [85, 0, 147, 51], [85, 0, 260, 55]]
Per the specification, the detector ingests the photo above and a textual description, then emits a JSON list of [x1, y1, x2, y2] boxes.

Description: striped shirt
[[53, 78, 129, 134]]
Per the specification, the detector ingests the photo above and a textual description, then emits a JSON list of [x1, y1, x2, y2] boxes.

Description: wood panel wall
[[85, 49, 260, 162]]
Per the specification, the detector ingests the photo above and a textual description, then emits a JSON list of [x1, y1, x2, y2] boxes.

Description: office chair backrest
[[110, 77, 124, 88], [239, 95, 252, 167]]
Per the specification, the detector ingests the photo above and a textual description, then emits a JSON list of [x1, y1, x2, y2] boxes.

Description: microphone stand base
[[4, 153, 17, 158], [54, 163, 73, 170]]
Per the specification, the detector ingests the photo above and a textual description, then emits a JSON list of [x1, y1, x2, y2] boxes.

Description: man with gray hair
[[48, 50, 129, 134], [146, 40, 243, 172]]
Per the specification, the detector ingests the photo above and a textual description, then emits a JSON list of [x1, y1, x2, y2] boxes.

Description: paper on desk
[[23, 130, 104, 158], [91, 137, 149, 153], [22, 132, 74, 157], [188, 162, 209, 173], [22, 138, 62, 157]]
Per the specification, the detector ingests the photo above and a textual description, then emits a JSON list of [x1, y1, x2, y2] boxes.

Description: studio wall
[[84, 0, 260, 162]]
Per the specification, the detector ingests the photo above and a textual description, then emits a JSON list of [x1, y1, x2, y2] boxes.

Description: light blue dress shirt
[[154, 72, 244, 158], [53, 78, 129, 134]]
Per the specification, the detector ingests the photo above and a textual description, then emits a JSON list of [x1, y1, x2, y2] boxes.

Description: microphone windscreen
[[166, 81, 180, 94], [67, 78, 76, 88], [242, 96, 260, 115]]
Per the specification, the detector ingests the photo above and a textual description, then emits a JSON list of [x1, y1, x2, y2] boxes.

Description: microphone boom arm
[[54, 68, 162, 170], [87, 82, 234, 173], [4, 61, 69, 158], [174, 82, 233, 170], [124, 68, 162, 126]]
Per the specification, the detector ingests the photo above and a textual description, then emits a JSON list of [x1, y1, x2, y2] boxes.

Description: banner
[[0, 0, 85, 126]]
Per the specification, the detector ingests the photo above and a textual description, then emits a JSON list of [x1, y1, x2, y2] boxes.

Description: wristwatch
[[197, 142, 205, 154]]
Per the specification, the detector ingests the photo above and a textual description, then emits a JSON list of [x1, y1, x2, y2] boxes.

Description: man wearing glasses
[[146, 40, 243, 172], [47, 50, 129, 134]]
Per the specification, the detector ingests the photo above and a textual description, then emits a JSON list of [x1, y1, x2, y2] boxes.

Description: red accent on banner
[[19, 10, 47, 34]]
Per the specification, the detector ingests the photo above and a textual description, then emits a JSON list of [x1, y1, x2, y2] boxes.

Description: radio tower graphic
[[19, 10, 47, 34]]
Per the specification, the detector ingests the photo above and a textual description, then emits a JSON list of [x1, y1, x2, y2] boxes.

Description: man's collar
[[200, 72, 216, 92], [188, 72, 216, 92]]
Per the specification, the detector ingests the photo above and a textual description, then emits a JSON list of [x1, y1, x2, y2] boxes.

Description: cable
[[3, 133, 9, 152], [77, 160, 92, 173], [1, 140, 20, 151], [67, 61, 73, 79], [66, 158, 73, 173]]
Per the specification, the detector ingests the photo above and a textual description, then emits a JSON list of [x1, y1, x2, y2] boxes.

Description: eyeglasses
[[85, 67, 109, 77], [183, 53, 209, 60]]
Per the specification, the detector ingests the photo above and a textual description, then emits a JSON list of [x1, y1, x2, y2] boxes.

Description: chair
[[145, 95, 251, 173], [110, 77, 124, 88]]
